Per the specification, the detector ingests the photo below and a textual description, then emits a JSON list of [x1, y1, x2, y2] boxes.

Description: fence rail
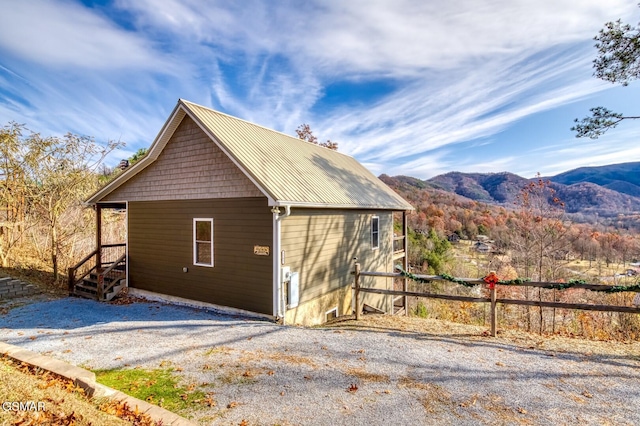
[[352, 264, 640, 337]]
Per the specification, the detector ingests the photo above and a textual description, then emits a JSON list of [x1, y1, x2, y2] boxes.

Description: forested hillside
[[381, 174, 640, 276], [549, 162, 640, 197], [411, 164, 640, 218], [382, 173, 640, 339]]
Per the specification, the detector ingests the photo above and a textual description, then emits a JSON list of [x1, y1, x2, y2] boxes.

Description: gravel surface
[[1, 297, 639, 425]]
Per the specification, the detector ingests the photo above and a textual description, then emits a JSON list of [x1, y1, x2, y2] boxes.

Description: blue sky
[[1, 0, 639, 179]]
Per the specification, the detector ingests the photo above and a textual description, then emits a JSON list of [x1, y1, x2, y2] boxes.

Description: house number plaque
[[253, 245, 270, 256]]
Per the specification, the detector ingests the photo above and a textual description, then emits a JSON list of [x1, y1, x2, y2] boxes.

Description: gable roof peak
[[87, 99, 413, 211]]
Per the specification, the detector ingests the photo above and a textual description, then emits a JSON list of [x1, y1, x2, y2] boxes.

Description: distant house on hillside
[[73, 99, 413, 326], [474, 241, 493, 253], [447, 233, 460, 243]]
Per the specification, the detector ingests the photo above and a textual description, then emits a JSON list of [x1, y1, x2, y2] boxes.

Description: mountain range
[[381, 161, 640, 218]]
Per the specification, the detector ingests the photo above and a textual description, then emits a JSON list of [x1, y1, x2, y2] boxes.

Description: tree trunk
[[0, 248, 8, 268], [51, 220, 58, 282]]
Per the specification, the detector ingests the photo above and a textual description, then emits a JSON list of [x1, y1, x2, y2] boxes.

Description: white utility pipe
[[272, 205, 291, 322]]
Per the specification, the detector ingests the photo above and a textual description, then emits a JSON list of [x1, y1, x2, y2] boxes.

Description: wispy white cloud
[[0, 0, 196, 155], [320, 46, 603, 158], [0, 0, 638, 178], [116, 0, 635, 76], [0, 0, 175, 71]]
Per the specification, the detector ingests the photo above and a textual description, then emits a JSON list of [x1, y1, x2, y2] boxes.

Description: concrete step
[[103, 283, 126, 302]]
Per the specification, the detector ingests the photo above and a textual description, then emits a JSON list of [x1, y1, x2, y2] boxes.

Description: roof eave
[[85, 102, 186, 205], [85, 154, 153, 205], [272, 200, 414, 211]]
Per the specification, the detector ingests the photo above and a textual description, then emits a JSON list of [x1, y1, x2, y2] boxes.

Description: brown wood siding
[[281, 209, 392, 309], [103, 116, 264, 202], [126, 198, 273, 314]]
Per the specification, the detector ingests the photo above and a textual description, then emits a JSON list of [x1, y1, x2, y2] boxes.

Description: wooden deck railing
[[352, 263, 640, 337], [68, 243, 126, 297], [97, 252, 126, 300], [393, 235, 405, 254], [100, 243, 126, 266]]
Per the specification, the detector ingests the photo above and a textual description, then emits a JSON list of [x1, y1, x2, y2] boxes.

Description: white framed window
[[193, 218, 214, 267], [371, 216, 379, 249], [325, 307, 338, 322]]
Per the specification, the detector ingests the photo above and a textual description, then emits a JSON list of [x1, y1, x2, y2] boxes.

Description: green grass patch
[[413, 301, 428, 318], [94, 367, 205, 413]]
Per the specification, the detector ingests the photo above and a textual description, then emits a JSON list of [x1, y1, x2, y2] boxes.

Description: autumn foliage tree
[[295, 124, 338, 150], [0, 122, 122, 281], [510, 176, 569, 281], [0, 123, 31, 267]]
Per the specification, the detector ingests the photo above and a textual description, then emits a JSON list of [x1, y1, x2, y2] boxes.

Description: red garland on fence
[[483, 272, 499, 289]]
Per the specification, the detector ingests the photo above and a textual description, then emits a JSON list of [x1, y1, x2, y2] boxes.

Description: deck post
[[490, 284, 497, 337], [354, 262, 361, 320], [402, 211, 409, 316], [96, 204, 102, 272], [67, 267, 74, 295], [97, 273, 104, 301]]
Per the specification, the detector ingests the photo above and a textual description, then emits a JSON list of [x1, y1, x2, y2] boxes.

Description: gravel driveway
[[1, 297, 639, 425]]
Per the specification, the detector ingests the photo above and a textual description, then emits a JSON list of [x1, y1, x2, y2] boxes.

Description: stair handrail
[[67, 249, 98, 294], [98, 252, 126, 299]]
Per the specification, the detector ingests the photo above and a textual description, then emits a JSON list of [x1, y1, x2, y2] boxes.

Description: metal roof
[[88, 99, 414, 211]]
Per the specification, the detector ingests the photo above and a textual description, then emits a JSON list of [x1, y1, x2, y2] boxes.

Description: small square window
[[194, 218, 214, 267], [326, 307, 338, 322], [371, 216, 379, 249]]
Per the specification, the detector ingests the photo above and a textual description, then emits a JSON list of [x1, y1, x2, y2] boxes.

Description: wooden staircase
[[68, 244, 126, 302], [74, 265, 126, 301]]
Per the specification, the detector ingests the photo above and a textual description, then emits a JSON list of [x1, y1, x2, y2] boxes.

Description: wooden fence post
[[490, 285, 497, 337], [402, 211, 409, 317], [96, 204, 102, 272], [354, 262, 361, 320]]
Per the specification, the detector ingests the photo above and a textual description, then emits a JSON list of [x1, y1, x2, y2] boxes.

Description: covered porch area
[[67, 202, 127, 301]]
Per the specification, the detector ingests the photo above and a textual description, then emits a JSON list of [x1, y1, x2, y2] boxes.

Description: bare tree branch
[[572, 106, 640, 139], [573, 6, 640, 138]]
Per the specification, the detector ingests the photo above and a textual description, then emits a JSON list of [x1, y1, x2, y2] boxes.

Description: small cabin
[[76, 99, 413, 325], [474, 241, 493, 253]]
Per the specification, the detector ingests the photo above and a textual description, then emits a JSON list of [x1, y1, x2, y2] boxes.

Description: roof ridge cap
[[179, 99, 355, 160]]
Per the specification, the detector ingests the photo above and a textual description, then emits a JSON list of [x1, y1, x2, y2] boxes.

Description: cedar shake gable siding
[[102, 116, 263, 202]]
